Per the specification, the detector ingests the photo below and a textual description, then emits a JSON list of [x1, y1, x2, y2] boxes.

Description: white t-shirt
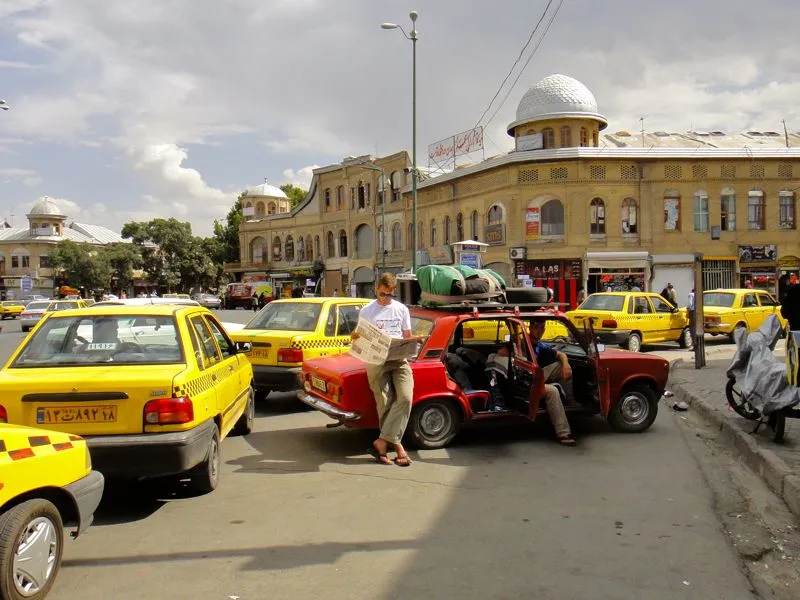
[[360, 299, 411, 339]]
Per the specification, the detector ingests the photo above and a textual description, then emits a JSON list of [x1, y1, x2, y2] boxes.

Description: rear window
[[12, 315, 184, 367], [579, 294, 625, 311], [25, 301, 50, 311], [49, 301, 80, 311], [246, 302, 322, 331], [703, 292, 735, 308], [411, 317, 434, 337]]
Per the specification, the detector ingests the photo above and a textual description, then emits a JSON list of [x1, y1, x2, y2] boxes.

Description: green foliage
[[49, 240, 113, 290], [280, 183, 306, 208], [213, 193, 243, 264]]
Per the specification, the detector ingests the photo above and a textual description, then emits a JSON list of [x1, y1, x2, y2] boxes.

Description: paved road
[[0, 313, 759, 599]]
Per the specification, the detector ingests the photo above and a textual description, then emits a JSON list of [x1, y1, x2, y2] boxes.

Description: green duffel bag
[[453, 266, 506, 292], [416, 265, 466, 296]]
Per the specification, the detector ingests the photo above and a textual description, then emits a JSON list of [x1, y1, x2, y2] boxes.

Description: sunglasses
[[377, 292, 394, 298]]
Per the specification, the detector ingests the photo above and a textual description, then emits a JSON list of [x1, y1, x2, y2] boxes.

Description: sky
[[1, 0, 799, 236]]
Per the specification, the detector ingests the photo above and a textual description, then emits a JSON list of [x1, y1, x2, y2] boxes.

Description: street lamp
[[354, 161, 388, 269], [381, 10, 418, 273]]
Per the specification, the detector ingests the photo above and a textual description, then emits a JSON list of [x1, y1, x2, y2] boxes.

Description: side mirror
[[597, 343, 606, 352], [235, 341, 252, 353], [503, 334, 511, 342], [671, 307, 678, 313]]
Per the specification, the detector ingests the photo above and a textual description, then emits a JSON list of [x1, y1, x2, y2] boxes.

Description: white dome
[[507, 74, 607, 134], [27, 196, 66, 218], [244, 182, 288, 199]]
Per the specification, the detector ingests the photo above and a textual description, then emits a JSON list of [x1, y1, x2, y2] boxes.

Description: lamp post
[[355, 161, 388, 269], [381, 10, 418, 273]]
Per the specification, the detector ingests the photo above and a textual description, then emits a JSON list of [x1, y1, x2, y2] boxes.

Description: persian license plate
[[311, 375, 327, 392], [36, 405, 118, 425], [250, 348, 270, 359]]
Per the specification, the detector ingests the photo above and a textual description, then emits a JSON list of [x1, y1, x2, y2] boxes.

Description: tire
[[609, 384, 658, 433], [233, 387, 255, 436], [724, 378, 760, 420], [505, 287, 548, 304], [20, 326, 28, 333], [0, 499, 64, 600], [678, 327, 693, 349], [729, 322, 746, 344], [626, 332, 642, 353], [190, 427, 221, 494], [406, 399, 462, 450]]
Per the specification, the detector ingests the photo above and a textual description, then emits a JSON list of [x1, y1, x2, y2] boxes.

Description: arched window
[[580, 128, 588, 147], [487, 204, 503, 225], [315, 235, 321, 259], [305, 235, 313, 261], [780, 189, 796, 230], [693, 190, 709, 232], [560, 126, 572, 148], [256, 202, 265, 217], [470, 210, 479, 240], [391, 171, 401, 203], [268, 202, 276, 215], [392, 222, 402, 250], [664, 190, 681, 231], [326, 231, 335, 258], [324, 189, 331, 212], [542, 128, 555, 149], [456, 212, 464, 240], [430, 219, 437, 247], [336, 186, 344, 210], [285, 236, 294, 261], [748, 189, 765, 230], [250, 236, 266, 263], [418, 221, 424, 249], [357, 181, 366, 209], [721, 187, 736, 232], [444, 216, 451, 245], [354, 224, 372, 259], [272, 236, 282, 260], [339, 229, 348, 257], [297, 236, 305, 261], [407, 223, 414, 250], [541, 200, 564, 236], [590, 198, 605, 235], [622, 198, 638, 234]]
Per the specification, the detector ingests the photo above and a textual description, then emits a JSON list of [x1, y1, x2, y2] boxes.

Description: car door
[[584, 318, 612, 416], [631, 295, 657, 342], [204, 315, 250, 435], [187, 315, 229, 431], [741, 292, 761, 330], [650, 295, 682, 342], [323, 303, 364, 357], [503, 318, 544, 419], [756, 292, 783, 328]]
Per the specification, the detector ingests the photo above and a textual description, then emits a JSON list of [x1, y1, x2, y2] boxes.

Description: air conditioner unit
[[509, 247, 526, 260]]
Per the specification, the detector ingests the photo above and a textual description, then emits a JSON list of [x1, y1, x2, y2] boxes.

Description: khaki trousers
[[541, 362, 572, 438], [366, 360, 414, 445]]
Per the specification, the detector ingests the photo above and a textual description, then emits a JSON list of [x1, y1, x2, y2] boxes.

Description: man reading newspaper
[[351, 273, 425, 467]]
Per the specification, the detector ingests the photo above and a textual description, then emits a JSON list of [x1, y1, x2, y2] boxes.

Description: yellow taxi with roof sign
[[0, 423, 104, 600], [703, 288, 788, 340], [230, 297, 370, 398], [0, 301, 25, 320], [0, 303, 254, 493]]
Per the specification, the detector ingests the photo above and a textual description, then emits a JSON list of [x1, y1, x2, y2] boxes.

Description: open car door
[[584, 318, 612, 416], [506, 318, 545, 419]]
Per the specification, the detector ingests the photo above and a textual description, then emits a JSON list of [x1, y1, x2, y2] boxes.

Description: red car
[[298, 306, 670, 449]]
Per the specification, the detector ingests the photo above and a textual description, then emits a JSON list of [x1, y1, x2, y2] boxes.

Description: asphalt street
[[0, 310, 760, 599]]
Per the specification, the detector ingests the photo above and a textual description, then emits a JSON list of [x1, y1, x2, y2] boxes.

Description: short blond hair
[[378, 272, 397, 288]]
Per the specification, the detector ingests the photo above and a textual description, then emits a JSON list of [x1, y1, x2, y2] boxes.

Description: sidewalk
[[669, 355, 800, 519]]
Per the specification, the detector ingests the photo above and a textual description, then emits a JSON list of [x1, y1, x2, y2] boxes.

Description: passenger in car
[[530, 320, 576, 446]]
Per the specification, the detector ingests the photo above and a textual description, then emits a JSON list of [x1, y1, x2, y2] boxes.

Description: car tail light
[[20, 312, 30, 318], [706, 315, 721, 323], [143, 397, 193, 425], [0, 405, 6, 423], [463, 327, 474, 339], [601, 319, 618, 328], [278, 348, 303, 363]]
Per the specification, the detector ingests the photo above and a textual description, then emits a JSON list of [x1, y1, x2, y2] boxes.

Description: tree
[[213, 193, 243, 264], [280, 183, 306, 208], [49, 240, 112, 291], [105, 242, 143, 292], [122, 218, 194, 291]]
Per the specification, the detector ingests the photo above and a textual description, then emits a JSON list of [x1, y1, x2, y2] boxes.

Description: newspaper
[[350, 317, 419, 365]]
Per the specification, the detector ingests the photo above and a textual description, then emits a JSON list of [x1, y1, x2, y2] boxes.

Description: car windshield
[[25, 301, 50, 311], [48, 301, 80, 311], [12, 315, 184, 367], [246, 302, 322, 331], [703, 292, 735, 308], [579, 294, 626, 311]]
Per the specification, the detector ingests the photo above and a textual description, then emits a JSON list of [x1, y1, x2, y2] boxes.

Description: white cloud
[[0, 167, 42, 186], [282, 165, 318, 190]]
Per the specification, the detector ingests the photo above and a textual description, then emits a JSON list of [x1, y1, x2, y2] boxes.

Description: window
[[541, 200, 564, 236], [255, 202, 265, 217], [297, 237, 305, 261], [560, 126, 572, 147], [350, 187, 355, 209], [205, 317, 236, 357], [757, 293, 778, 307], [190, 316, 221, 367], [664, 191, 681, 231], [632, 297, 652, 314], [580, 127, 588, 147], [470, 210, 479, 240], [622, 198, 638, 234], [314, 235, 320, 259], [651, 296, 674, 313], [249, 301, 322, 332], [487, 204, 503, 225], [22, 256, 29, 268], [285, 236, 294, 261], [336, 305, 362, 336], [326, 231, 335, 258], [780, 191, 796, 229], [444, 216, 451, 244], [592, 131, 598, 146], [272, 236, 282, 260], [721, 188, 736, 231], [306, 235, 313, 261], [11, 256, 18, 268], [39, 255, 51, 269], [357, 182, 366, 209], [391, 171, 401, 203], [430, 220, 437, 247], [392, 222, 402, 250], [354, 224, 372, 259], [590, 198, 605, 234], [336, 186, 344, 210], [250, 237, 265, 262], [693, 190, 709, 232], [748, 190, 765, 230], [407, 223, 414, 250], [742, 293, 757, 308], [339, 229, 348, 257], [542, 128, 555, 149], [456, 212, 464, 240], [324, 188, 331, 211], [268, 202, 276, 215], [418, 221, 424, 249]]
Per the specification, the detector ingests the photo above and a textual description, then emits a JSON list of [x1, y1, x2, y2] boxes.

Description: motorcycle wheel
[[725, 378, 761, 421], [768, 412, 786, 443]]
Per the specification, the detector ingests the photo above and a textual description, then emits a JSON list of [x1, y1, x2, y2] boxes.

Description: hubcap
[[683, 330, 692, 347], [247, 392, 255, 424], [420, 405, 451, 440], [13, 516, 58, 596], [209, 437, 219, 481], [619, 393, 648, 426], [629, 336, 641, 352]]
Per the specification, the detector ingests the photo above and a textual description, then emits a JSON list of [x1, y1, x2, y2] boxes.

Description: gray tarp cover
[[725, 315, 800, 414]]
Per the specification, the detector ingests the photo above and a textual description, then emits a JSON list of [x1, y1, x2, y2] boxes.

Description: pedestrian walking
[[251, 293, 259, 312], [688, 288, 696, 336], [660, 283, 678, 306]]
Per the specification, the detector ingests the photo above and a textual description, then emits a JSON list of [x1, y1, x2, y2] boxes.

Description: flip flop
[[393, 455, 412, 467], [557, 435, 577, 447], [366, 446, 392, 465]]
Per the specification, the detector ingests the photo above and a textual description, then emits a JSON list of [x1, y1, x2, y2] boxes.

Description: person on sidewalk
[[660, 283, 678, 306], [781, 282, 800, 331], [352, 273, 424, 467]]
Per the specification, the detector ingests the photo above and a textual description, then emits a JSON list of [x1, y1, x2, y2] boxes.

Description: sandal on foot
[[367, 446, 392, 465], [557, 435, 577, 446], [393, 455, 412, 467]]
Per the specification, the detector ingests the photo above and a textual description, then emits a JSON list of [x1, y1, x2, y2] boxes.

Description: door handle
[[211, 373, 218, 381], [228, 365, 234, 372]]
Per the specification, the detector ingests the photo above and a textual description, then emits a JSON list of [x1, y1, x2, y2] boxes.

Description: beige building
[[232, 74, 800, 305], [0, 196, 128, 299]]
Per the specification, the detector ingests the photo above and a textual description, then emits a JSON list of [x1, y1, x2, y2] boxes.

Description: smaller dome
[[27, 196, 66, 218], [244, 181, 288, 199]]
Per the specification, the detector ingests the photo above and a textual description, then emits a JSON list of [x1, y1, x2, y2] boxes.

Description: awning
[[353, 267, 375, 284], [585, 251, 649, 269]]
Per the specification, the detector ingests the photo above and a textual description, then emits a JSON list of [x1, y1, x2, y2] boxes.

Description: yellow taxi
[[0, 423, 104, 600], [0, 304, 254, 493], [230, 297, 370, 398], [565, 292, 691, 352], [0, 301, 25, 320], [164, 293, 192, 300], [703, 288, 788, 341]]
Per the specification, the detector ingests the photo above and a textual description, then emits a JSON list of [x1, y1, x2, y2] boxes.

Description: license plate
[[36, 405, 118, 425], [250, 349, 270, 359], [311, 375, 327, 392]]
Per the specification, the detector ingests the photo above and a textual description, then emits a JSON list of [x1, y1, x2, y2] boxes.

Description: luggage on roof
[[416, 265, 506, 306]]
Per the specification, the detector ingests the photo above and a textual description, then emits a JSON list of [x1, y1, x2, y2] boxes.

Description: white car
[[19, 300, 51, 332]]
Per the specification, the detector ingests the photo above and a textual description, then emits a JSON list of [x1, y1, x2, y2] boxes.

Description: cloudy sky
[[1, 0, 799, 236]]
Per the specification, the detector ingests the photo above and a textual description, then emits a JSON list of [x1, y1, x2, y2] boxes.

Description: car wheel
[[0, 499, 64, 600], [678, 327, 693, 349], [406, 399, 462, 450], [233, 387, 255, 436], [729, 322, 746, 343], [626, 332, 642, 353], [20, 326, 28, 333], [609, 384, 658, 433], [190, 427, 221, 494]]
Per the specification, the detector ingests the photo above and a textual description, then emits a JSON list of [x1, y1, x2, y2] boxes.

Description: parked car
[[0, 300, 25, 320], [230, 297, 370, 397], [23, 294, 48, 304], [164, 293, 192, 300], [299, 305, 670, 449], [192, 293, 222, 309], [20, 299, 89, 333], [703, 288, 788, 341], [0, 423, 104, 600], [0, 304, 255, 492], [565, 292, 692, 352]]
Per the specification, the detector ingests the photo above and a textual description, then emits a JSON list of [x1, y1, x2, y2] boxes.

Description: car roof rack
[[414, 301, 567, 313]]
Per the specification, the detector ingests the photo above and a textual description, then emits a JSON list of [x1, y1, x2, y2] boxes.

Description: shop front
[[778, 255, 800, 303], [585, 251, 650, 295], [288, 267, 313, 296], [651, 254, 695, 307], [352, 266, 375, 299], [323, 269, 343, 297], [513, 257, 583, 309], [738, 245, 777, 295], [702, 256, 737, 291]]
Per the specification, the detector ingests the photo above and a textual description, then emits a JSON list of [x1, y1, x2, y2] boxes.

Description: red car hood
[[600, 347, 669, 364], [303, 352, 367, 376]]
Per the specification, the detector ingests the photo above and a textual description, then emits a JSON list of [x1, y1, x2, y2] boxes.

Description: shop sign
[[20, 276, 33, 293], [484, 224, 505, 246], [460, 253, 480, 269], [779, 255, 800, 268], [289, 267, 312, 276], [525, 207, 540, 240], [520, 259, 582, 280], [739, 245, 777, 264], [517, 133, 543, 152]]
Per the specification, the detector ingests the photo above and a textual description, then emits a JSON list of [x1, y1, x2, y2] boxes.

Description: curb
[[669, 358, 800, 519]]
